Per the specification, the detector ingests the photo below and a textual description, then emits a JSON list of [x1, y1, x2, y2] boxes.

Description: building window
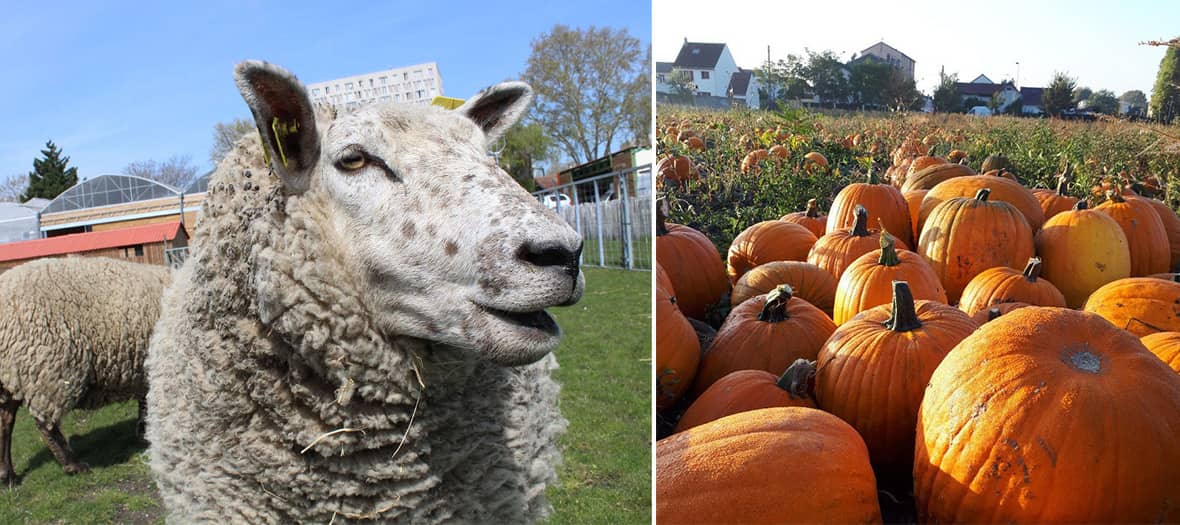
[[657, 73, 666, 82], [324, 86, 330, 93], [701, 71, 710, 80], [134, 245, 144, 257], [312, 88, 320, 96], [403, 72, 409, 81]]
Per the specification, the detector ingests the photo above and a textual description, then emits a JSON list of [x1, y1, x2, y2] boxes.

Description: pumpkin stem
[[1022, 257, 1043, 282], [987, 307, 1002, 321], [868, 170, 880, 185], [974, 188, 992, 202], [805, 198, 820, 218], [1074, 199, 1089, 211], [877, 228, 901, 267], [777, 359, 816, 400], [884, 281, 923, 332], [656, 198, 669, 236], [851, 205, 870, 237], [758, 284, 793, 323]]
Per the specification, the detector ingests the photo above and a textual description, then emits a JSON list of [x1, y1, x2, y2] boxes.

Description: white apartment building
[[307, 62, 444, 110]]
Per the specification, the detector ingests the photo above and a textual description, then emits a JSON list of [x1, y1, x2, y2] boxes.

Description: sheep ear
[[234, 60, 320, 193], [457, 82, 532, 142]]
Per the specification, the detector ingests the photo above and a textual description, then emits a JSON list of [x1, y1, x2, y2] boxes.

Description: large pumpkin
[[1083, 277, 1180, 337], [655, 267, 700, 412], [656, 206, 729, 320], [730, 260, 837, 314], [816, 281, 976, 476], [779, 198, 827, 237], [1034, 201, 1131, 308], [692, 285, 835, 397], [957, 257, 1067, 316], [1141, 331, 1180, 372], [1138, 196, 1180, 271], [1094, 191, 1169, 276], [727, 220, 818, 284], [808, 205, 908, 282], [918, 175, 1045, 234], [833, 231, 947, 325], [918, 188, 1035, 303], [828, 172, 914, 247], [914, 307, 1180, 523], [673, 366, 815, 433], [657, 407, 883, 524], [900, 163, 975, 192], [970, 301, 1032, 325]]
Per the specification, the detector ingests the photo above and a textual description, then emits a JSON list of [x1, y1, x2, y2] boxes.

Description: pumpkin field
[[654, 106, 1180, 523]]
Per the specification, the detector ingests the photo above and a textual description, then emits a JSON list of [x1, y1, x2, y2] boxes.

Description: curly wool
[[0, 257, 170, 424], [146, 136, 566, 523]]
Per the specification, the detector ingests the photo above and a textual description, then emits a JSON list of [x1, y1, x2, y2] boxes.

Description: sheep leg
[[136, 395, 147, 439], [0, 398, 18, 487], [33, 418, 89, 475]]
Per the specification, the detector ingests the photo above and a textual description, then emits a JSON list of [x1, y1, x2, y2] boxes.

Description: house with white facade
[[849, 41, 916, 81], [656, 41, 760, 109], [954, 74, 1045, 115]]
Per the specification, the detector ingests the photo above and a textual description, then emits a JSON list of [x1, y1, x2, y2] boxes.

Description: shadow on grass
[[23, 418, 145, 475]]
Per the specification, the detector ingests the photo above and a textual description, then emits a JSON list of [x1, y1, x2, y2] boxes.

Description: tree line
[[753, 50, 923, 111]]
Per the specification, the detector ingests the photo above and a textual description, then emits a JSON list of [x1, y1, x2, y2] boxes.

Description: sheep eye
[[336, 151, 366, 171]]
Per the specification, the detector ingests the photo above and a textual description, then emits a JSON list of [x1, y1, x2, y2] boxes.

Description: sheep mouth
[[482, 306, 560, 336]]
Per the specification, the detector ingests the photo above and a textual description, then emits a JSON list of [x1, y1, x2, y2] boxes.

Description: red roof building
[[0, 221, 188, 272]]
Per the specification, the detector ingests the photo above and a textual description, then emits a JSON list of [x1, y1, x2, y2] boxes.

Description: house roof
[[673, 42, 727, 69], [656, 62, 673, 73], [956, 80, 1017, 97], [728, 70, 753, 96], [971, 74, 994, 84], [859, 41, 914, 63], [0, 221, 186, 262], [1020, 87, 1044, 106]]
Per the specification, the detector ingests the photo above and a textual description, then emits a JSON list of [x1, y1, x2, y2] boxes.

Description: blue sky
[[0, 1, 650, 186], [656, 0, 1176, 97]]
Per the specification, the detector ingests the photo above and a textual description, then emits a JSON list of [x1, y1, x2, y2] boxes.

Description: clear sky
[[655, 0, 1175, 98], [0, 1, 650, 186]]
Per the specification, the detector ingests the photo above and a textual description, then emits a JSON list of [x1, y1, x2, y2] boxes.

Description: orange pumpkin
[[779, 198, 827, 237], [918, 175, 1045, 234], [1084, 277, 1180, 337], [683, 135, 705, 151], [730, 260, 836, 314], [828, 172, 914, 247], [1140, 332, 1180, 372], [692, 285, 836, 397], [902, 189, 927, 241], [817, 281, 976, 476], [979, 153, 1012, 173], [901, 162, 975, 192], [809, 205, 908, 282], [980, 168, 1018, 182], [970, 301, 1032, 325], [957, 257, 1067, 316], [833, 231, 947, 325], [906, 155, 948, 177], [1032, 176, 1078, 221], [740, 149, 769, 174], [768, 144, 789, 160], [727, 220, 818, 284], [803, 151, 828, 169], [657, 407, 883, 524], [1094, 191, 1169, 276], [915, 307, 1180, 523], [918, 188, 1035, 304], [655, 268, 700, 412], [673, 366, 815, 432], [1034, 200, 1131, 308], [1138, 196, 1180, 271], [656, 206, 730, 320], [657, 155, 698, 185]]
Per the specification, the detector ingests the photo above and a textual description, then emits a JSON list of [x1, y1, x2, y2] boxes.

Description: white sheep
[[145, 60, 585, 523], [0, 256, 170, 486]]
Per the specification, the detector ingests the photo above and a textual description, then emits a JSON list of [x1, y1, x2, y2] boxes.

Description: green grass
[[0, 267, 652, 524]]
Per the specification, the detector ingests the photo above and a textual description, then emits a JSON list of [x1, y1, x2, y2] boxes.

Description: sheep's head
[[235, 60, 583, 367]]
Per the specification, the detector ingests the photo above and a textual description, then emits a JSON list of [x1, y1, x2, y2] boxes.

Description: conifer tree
[[22, 140, 78, 201]]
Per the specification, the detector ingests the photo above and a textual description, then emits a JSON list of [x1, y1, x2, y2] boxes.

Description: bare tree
[[0, 174, 27, 202], [210, 118, 256, 164], [522, 25, 647, 164], [124, 155, 200, 190]]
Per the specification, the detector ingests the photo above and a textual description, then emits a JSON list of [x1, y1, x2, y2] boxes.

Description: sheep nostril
[[519, 241, 582, 278]]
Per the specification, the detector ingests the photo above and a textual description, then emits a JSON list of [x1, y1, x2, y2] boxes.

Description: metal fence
[[533, 165, 652, 271]]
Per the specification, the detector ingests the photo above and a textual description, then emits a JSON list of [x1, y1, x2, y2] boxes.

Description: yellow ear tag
[[431, 96, 465, 110], [270, 117, 300, 168]]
